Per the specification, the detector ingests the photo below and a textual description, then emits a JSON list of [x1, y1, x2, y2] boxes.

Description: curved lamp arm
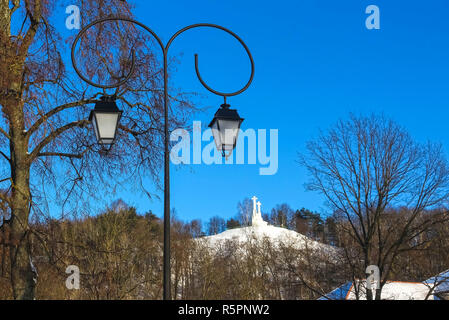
[[71, 17, 165, 90], [167, 23, 255, 100], [71, 17, 255, 100]]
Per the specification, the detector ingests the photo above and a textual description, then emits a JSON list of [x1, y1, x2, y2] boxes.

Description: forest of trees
[[0, 198, 447, 299]]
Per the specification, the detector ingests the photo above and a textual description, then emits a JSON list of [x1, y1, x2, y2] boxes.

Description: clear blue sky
[[64, 0, 449, 223]]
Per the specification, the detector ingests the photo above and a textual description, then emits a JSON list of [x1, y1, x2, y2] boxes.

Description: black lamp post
[[71, 17, 254, 300]]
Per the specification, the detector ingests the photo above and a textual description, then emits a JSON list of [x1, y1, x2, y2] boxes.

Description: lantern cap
[[208, 103, 244, 128], [89, 95, 121, 121]]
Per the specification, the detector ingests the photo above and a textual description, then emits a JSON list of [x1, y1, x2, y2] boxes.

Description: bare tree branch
[[30, 120, 89, 160], [0, 126, 10, 140], [27, 98, 97, 136]]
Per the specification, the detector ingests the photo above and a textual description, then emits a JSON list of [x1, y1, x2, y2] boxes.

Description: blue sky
[[60, 0, 449, 223]]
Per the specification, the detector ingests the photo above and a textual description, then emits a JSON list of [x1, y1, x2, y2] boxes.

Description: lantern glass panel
[[210, 120, 222, 151], [217, 119, 240, 150], [93, 112, 120, 144]]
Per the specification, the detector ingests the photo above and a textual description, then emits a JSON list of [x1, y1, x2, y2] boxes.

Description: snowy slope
[[199, 223, 337, 255]]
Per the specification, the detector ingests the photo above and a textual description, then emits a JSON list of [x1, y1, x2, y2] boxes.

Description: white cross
[[251, 196, 258, 215], [257, 201, 262, 216]]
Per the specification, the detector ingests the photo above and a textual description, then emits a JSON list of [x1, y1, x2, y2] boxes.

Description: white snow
[[199, 223, 337, 256], [204, 224, 312, 245], [198, 196, 338, 257], [346, 280, 435, 300]]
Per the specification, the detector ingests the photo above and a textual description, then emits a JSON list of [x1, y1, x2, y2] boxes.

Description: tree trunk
[[8, 94, 35, 300], [375, 288, 382, 300], [366, 286, 373, 300], [364, 250, 374, 301]]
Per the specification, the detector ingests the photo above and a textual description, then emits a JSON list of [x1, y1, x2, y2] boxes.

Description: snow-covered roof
[[318, 282, 352, 300], [321, 279, 443, 300], [345, 280, 434, 300], [424, 269, 449, 298]]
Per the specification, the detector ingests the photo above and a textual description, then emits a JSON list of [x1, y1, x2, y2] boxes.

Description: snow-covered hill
[[200, 223, 336, 254], [198, 196, 337, 256]]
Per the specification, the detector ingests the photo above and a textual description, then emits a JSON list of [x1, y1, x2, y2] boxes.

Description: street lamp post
[[71, 16, 254, 300]]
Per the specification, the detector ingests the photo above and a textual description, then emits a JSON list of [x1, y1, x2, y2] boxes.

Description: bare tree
[[0, 0, 194, 299], [299, 114, 449, 300], [237, 198, 252, 226], [270, 203, 295, 229], [207, 216, 226, 235]]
